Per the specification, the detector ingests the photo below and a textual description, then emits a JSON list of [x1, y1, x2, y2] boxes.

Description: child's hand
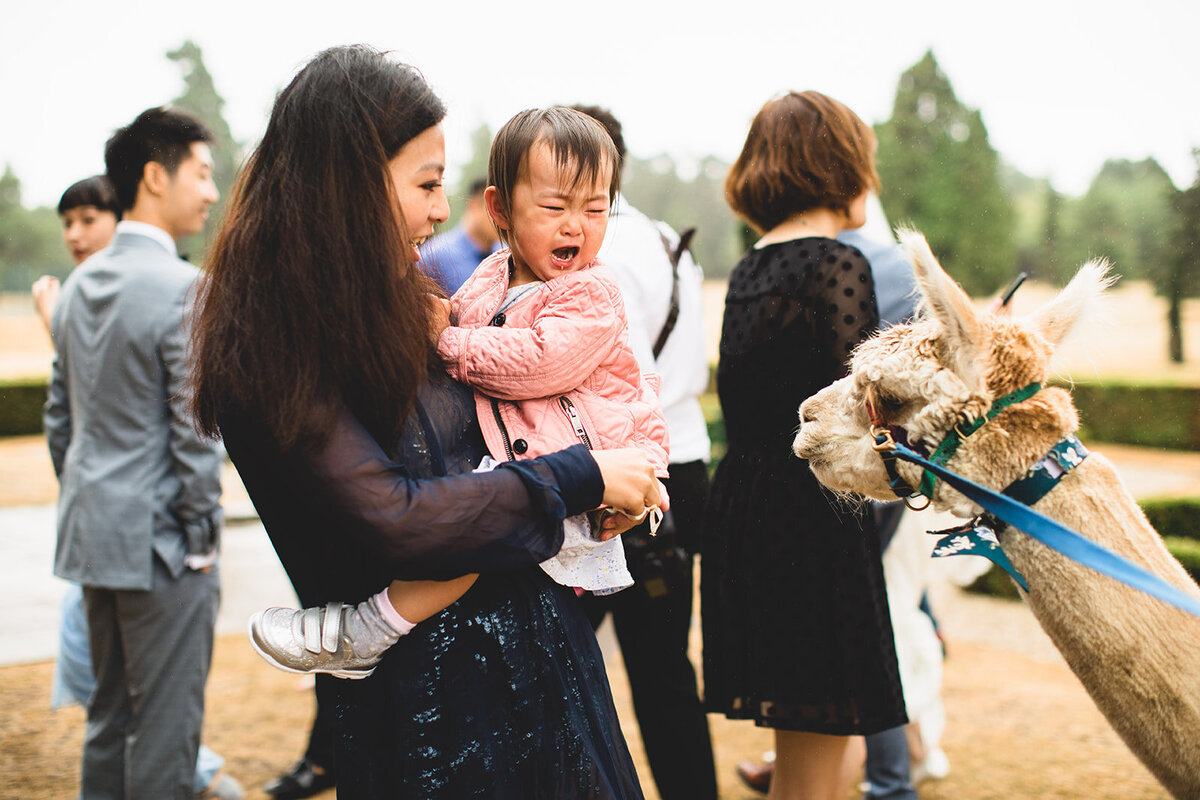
[[597, 513, 641, 541], [595, 505, 664, 541], [427, 295, 451, 342]]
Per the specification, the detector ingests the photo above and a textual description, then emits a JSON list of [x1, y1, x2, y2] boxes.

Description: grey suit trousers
[[81, 558, 220, 800]]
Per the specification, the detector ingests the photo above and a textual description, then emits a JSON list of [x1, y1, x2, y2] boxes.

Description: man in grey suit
[[45, 106, 225, 800]]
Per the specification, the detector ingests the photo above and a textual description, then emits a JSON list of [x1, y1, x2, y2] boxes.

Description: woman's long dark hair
[[193, 45, 446, 449]]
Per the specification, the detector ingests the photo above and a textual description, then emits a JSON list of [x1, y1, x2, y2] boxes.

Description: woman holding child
[[701, 91, 908, 799], [192, 45, 656, 798]]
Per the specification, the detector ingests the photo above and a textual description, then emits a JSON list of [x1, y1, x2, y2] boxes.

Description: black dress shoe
[[263, 758, 336, 799]]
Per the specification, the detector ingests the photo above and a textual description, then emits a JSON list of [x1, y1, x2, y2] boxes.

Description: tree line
[[651, 52, 1198, 364], [1, 46, 1196, 362]]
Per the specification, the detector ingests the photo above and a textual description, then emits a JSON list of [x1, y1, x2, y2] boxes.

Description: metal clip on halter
[[872, 425, 930, 511], [870, 424, 896, 452]]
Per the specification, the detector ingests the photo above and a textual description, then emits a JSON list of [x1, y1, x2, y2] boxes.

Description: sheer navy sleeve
[[219, 378, 604, 603], [305, 406, 597, 577]]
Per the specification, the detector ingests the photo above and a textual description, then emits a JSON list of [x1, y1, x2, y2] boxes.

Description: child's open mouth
[[551, 247, 579, 268]]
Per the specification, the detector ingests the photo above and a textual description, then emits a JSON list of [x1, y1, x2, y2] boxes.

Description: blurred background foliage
[[2, 45, 1197, 362]]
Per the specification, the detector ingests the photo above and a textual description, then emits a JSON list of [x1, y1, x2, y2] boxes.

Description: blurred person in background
[[45, 107, 230, 799], [701, 91, 907, 800], [739, 196, 940, 800], [31, 176, 121, 329], [570, 103, 718, 800], [35, 173, 242, 800], [418, 177, 500, 295]]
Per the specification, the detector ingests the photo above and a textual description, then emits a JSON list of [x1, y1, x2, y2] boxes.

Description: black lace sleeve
[[809, 242, 879, 379]]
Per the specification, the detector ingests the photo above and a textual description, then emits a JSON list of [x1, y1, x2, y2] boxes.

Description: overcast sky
[[3, 0, 1198, 209]]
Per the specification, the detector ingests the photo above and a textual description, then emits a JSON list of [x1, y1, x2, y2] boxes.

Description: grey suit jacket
[[45, 230, 223, 591]]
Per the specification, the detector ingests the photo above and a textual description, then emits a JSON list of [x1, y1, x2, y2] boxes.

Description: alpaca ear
[[1030, 259, 1114, 349], [897, 228, 986, 393]]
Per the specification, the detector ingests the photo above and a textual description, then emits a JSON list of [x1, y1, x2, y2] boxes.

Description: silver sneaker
[[249, 602, 380, 680]]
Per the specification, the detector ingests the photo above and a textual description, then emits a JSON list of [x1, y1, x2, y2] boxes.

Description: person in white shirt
[[571, 104, 717, 800]]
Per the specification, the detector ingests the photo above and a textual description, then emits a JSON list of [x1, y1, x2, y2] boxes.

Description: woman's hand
[[591, 447, 660, 522], [32, 275, 60, 333]]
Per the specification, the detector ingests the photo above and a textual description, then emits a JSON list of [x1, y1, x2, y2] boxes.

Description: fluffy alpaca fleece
[[792, 230, 1200, 799]]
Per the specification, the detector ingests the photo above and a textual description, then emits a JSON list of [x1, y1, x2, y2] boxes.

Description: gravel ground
[[0, 581, 1170, 800]]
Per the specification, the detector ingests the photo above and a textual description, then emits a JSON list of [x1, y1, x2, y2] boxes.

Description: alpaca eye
[[878, 393, 904, 412]]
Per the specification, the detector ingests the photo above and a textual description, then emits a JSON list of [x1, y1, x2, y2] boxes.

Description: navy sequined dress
[[220, 374, 644, 799], [701, 237, 907, 735]]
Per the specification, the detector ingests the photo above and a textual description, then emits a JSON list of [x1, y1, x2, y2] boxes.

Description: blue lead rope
[[889, 441, 1200, 619]]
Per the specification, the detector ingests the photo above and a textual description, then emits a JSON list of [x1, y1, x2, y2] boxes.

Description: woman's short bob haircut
[[487, 106, 620, 246], [57, 175, 122, 218], [726, 90, 879, 233]]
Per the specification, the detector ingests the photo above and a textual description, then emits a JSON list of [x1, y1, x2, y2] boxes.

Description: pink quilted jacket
[[438, 250, 671, 488]]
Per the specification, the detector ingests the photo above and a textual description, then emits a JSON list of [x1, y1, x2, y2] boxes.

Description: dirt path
[[0, 607, 1168, 800]]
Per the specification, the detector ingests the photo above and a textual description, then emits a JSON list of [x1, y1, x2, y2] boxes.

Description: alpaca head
[[792, 229, 1112, 513]]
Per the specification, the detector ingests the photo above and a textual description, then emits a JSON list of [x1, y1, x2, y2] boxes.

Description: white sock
[[372, 588, 416, 636], [343, 589, 415, 659]]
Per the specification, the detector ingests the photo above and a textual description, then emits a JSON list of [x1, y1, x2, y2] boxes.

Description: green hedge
[[967, 539, 1200, 601], [1141, 497, 1200, 541], [1065, 381, 1200, 451], [700, 379, 1199, 453], [1164, 537, 1200, 586], [966, 495, 1200, 599], [0, 379, 47, 437], [4, 375, 1197, 451], [964, 561, 1024, 600]]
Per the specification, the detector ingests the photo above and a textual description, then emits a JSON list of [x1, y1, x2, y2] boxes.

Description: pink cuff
[[373, 588, 416, 636]]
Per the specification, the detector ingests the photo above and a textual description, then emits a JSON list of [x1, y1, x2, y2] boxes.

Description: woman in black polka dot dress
[[701, 91, 907, 798]]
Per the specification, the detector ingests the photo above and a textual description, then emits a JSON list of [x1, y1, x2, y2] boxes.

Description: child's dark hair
[[487, 107, 619, 246], [104, 106, 214, 211], [569, 105, 626, 166], [57, 175, 122, 218]]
